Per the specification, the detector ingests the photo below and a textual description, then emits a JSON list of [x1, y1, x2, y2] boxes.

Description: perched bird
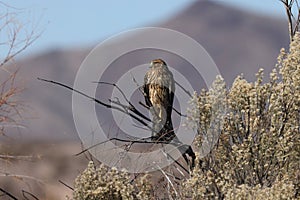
[[143, 59, 196, 170], [143, 59, 175, 141]]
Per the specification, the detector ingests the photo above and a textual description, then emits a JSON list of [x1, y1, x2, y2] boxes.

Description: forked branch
[[38, 78, 195, 171], [279, 0, 300, 41]]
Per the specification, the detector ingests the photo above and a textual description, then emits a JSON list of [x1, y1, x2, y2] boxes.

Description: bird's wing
[[166, 70, 175, 122], [143, 71, 152, 107], [168, 70, 175, 106]]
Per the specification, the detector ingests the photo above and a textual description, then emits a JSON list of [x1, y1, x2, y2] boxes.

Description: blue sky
[[2, 0, 286, 56]]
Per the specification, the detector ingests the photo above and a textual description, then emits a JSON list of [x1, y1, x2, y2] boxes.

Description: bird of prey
[[143, 58, 196, 169], [143, 59, 175, 141]]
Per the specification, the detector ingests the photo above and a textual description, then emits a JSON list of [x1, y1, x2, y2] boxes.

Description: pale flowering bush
[[70, 161, 153, 200], [70, 34, 300, 200], [184, 33, 300, 199], [72, 161, 133, 200]]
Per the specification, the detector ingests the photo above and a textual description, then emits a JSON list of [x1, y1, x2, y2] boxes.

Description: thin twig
[[175, 80, 192, 98], [94, 81, 131, 105], [163, 150, 190, 174], [39, 78, 195, 173], [96, 81, 151, 122], [172, 108, 187, 117], [131, 72, 145, 96], [22, 190, 40, 200], [0, 172, 44, 184], [37, 78, 151, 128], [0, 187, 18, 200], [74, 137, 170, 156], [157, 165, 179, 199], [0, 154, 40, 161], [59, 180, 74, 191], [279, 0, 300, 41], [74, 136, 191, 174]]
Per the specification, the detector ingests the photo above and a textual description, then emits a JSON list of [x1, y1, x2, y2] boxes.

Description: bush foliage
[[71, 162, 153, 200], [184, 32, 300, 200], [71, 33, 300, 199]]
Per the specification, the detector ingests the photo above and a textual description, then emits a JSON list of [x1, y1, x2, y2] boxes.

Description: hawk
[[143, 58, 196, 169], [143, 59, 175, 141]]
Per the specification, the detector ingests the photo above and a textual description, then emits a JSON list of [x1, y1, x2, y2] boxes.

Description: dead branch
[[22, 190, 40, 200], [0, 154, 41, 162], [0, 3, 42, 199], [74, 137, 170, 156], [94, 81, 132, 106], [96, 81, 152, 122], [59, 180, 74, 191], [279, 0, 300, 41], [0, 187, 18, 200], [0, 70, 24, 136], [0, 3, 42, 68], [38, 78, 152, 128], [175, 80, 192, 98], [157, 165, 179, 198], [38, 78, 195, 171], [0, 172, 44, 185], [75, 136, 190, 174]]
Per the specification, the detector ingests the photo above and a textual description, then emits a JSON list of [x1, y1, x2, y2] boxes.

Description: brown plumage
[[143, 59, 196, 170], [143, 59, 175, 141]]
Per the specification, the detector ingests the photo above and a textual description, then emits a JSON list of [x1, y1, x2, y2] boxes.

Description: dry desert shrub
[[71, 161, 153, 200], [71, 33, 300, 200], [183, 32, 300, 199]]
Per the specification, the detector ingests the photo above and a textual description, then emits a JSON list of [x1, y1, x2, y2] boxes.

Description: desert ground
[[0, 141, 88, 199]]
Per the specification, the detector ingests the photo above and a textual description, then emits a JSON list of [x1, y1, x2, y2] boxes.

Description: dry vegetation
[[1, 1, 300, 200], [70, 32, 300, 200], [0, 2, 43, 199], [70, 1, 300, 198], [183, 32, 300, 199]]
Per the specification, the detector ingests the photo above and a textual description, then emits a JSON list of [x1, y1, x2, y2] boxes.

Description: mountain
[[7, 0, 289, 140], [162, 1, 288, 82]]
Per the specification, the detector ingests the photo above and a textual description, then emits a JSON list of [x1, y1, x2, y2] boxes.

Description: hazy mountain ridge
[[10, 1, 289, 140], [162, 1, 288, 82]]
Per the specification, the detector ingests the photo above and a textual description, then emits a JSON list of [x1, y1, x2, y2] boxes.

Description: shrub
[[71, 33, 300, 200], [72, 161, 153, 200], [183, 32, 300, 199], [71, 29, 300, 200]]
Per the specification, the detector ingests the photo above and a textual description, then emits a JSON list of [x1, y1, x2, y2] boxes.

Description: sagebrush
[[71, 33, 300, 200]]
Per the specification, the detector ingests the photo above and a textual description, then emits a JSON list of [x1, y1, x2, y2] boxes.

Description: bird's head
[[150, 59, 167, 69]]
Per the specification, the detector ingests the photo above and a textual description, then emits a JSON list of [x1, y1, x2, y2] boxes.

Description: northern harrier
[[143, 59, 175, 141]]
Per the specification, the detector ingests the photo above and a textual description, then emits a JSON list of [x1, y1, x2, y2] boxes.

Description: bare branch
[[0, 154, 40, 162], [94, 81, 132, 106], [39, 77, 196, 171], [0, 71, 24, 136], [0, 172, 44, 184], [95, 81, 151, 122], [22, 190, 40, 200], [175, 80, 192, 98], [0, 3, 42, 68], [74, 137, 169, 156], [38, 78, 152, 128], [0, 187, 18, 200], [172, 107, 187, 117], [0, 3, 42, 199], [157, 165, 179, 198], [59, 180, 74, 191], [74, 135, 193, 174], [279, 0, 300, 41]]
